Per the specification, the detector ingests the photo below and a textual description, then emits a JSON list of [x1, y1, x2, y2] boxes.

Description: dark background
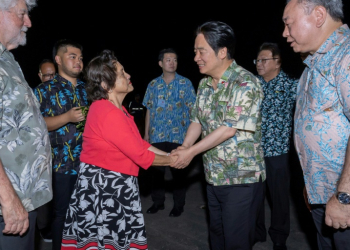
[[14, 1, 350, 105]]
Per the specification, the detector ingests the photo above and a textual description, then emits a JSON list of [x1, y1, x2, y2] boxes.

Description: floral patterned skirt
[[61, 162, 148, 250]]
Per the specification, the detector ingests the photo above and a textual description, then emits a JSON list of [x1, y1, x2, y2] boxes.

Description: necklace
[[108, 99, 129, 117]]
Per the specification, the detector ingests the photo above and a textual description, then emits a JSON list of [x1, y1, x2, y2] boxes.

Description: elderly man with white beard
[[0, 1, 52, 250]]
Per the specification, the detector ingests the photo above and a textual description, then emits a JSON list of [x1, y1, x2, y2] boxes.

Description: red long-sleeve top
[[80, 99, 155, 176]]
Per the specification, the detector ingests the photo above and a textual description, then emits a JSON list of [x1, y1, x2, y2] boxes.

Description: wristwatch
[[336, 192, 350, 204]]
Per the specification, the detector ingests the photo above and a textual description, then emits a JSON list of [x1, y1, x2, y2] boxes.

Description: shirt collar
[[317, 24, 349, 54]]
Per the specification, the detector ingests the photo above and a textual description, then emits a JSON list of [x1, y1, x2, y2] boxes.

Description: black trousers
[[256, 153, 290, 244], [207, 177, 264, 250], [149, 142, 188, 209], [36, 199, 53, 230], [311, 204, 350, 250], [0, 211, 37, 250], [52, 172, 78, 250]]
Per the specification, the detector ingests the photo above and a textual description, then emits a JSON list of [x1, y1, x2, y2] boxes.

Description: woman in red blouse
[[61, 50, 177, 250]]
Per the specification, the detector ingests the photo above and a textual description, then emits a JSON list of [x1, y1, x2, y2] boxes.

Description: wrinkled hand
[[170, 147, 194, 169], [303, 186, 311, 212], [2, 196, 29, 235], [325, 195, 350, 229], [68, 107, 85, 123], [169, 155, 178, 165]]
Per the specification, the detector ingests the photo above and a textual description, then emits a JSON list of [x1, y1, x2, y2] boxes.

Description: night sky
[[12, 1, 350, 105]]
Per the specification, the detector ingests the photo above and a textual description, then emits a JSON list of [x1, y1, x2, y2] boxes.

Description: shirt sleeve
[[101, 109, 155, 168], [225, 76, 263, 132], [184, 79, 196, 110], [142, 82, 152, 109], [336, 52, 350, 120]]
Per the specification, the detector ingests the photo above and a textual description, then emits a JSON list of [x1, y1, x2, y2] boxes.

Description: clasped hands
[[169, 146, 194, 169]]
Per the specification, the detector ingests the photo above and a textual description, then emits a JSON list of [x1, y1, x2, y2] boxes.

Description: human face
[[0, 0, 32, 50], [282, 0, 318, 53], [39, 62, 56, 82], [56, 46, 83, 79], [113, 61, 133, 94], [256, 50, 280, 81], [159, 53, 177, 73], [194, 33, 222, 77]]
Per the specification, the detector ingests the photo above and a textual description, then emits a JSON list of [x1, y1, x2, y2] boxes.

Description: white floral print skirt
[[61, 162, 148, 250]]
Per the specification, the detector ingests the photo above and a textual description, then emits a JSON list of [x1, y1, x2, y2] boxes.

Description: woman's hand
[[170, 147, 194, 169]]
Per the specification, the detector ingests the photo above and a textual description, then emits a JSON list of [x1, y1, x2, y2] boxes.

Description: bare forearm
[[0, 160, 18, 205], [338, 136, 350, 192], [182, 122, 202, 148], [152, 154, 172, 166], [148, 145, 168, 155], [44, 114, 69, 131], [189, 125, 236, 156]]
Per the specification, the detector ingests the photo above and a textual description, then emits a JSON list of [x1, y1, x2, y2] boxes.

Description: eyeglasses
[[41, 73, 55, 80], [253, 58, 278, 65]]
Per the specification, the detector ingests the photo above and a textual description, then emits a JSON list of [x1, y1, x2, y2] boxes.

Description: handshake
[[169, 146, 194, 169]]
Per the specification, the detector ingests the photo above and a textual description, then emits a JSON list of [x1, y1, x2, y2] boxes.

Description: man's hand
[[325, 195, 350, 229], [1, 196, 29, 236], [170, 147, 194, 169], [67, 107, 85, 123]]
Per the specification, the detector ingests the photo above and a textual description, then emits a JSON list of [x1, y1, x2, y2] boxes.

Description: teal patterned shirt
[[294, 24, 350, 204], [142, 73, 196, 144], [191, 61, 266, 185]]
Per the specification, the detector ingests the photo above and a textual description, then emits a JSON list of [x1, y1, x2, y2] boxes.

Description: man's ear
[[314, 5, 327, 28], [55, 55, 61, 66], [219, 47, 227, 60], [38, 72, 42, 81], [158, 61, 163, 68]]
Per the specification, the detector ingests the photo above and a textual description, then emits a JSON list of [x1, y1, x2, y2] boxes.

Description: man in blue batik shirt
[[254, 42, 297, 250], [143, 48, 196, 217], [34, 39, 87, 250]]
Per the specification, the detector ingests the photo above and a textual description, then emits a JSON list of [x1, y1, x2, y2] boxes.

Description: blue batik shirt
[[294, 24, 350, 204], [34, 74, 88, 175], [257, 70, 298, 157], [142, 73, 196, 144]]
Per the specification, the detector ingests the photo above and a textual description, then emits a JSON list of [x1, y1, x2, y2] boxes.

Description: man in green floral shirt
[[171, 21, 265, 249], [0, 1, 52, 250]]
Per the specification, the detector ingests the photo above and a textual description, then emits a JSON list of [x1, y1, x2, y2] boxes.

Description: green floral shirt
[[191, 61, 265, 185], [0, 43, 52, 213]]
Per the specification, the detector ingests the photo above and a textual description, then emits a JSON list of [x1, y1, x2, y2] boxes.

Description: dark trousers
[[207, 177, 264, 250], [52, 173, 78, 250], [150, 142, 187, 209], [256, 153, 290, 244], [0, 211, 37, 250], [311, 205, 350, 250], [36, 199, 53, 230]]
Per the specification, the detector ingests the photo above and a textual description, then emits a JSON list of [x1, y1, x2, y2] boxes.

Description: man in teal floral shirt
[[0, 1, 52, 249], [283, 0, 350, 248], [171, 21, 265, 249], [34, 39, 87, 250], [143, 48, 196, 217]]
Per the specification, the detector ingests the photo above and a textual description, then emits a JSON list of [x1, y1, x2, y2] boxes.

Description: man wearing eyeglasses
[[254, 42, 298, 250], [38, 59, 56, 83]]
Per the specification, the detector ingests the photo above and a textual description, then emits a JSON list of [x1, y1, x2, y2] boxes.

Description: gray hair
[[286, 0, 343, 21], [0, 0, 37, 11]]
